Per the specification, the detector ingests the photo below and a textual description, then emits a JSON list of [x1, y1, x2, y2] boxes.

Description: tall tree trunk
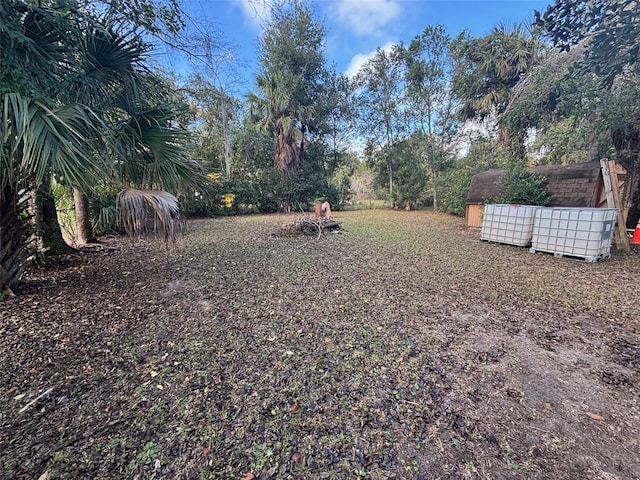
[[274, 134, 302, 172], [385, 116, 394, 201], [221, 96, 232, 179], [498, 125, 526, 159], [388, 158, 393, 198], [432, 168, 438, 211], [33, 177, 76, 254], [73, 188, 96, 244], [0, 184, 28, 295]]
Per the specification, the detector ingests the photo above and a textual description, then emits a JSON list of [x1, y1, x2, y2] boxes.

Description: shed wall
[[466, 204, 484, 228]]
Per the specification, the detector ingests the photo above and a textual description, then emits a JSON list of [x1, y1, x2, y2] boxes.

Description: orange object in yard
[[631, 219, 640, 245], [322, 201, 332, 219]]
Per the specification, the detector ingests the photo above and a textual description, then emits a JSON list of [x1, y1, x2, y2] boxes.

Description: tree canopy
[[535, 0, 640, 85], [451, 23, 543, 120]]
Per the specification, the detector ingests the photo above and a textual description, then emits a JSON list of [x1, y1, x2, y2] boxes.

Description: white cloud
[[332, 0, 401, 36], [232, 0, 271, 30], [345, 42, 395, 78]]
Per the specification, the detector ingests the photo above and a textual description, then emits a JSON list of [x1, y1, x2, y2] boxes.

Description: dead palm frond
[[117, 188, 181, 249]]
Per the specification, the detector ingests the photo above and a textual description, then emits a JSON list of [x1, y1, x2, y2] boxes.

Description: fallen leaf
[[586, 412, 605, 421], [203, 446, 211, 456], [14, 393, 25, 401], [156, 384, 164, 390], [38, 472, 49, 480], [150, 371, 158, 377], [240, 473, 254, 480], [291, 452, 301, 465]]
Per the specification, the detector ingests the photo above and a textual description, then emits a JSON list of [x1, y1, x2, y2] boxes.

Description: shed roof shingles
[[465, 161, 603, 207]]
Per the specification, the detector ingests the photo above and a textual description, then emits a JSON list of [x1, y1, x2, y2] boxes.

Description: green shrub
[[436, 169, 472, 216], [90, 186, 121, 235], [492, 166, 551, 206]]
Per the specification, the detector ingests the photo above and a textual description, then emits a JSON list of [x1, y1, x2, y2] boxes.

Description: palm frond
[[1, 93, 104, 188], [64, 25, 143, 106], [117, 188, 181, 249], [92, 204, 119, 235], [3, 2, 73, 92], [111, 106, 202, 190]]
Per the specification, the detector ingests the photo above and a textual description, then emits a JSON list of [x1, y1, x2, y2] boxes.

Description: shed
[[465, 161, 629, 227]]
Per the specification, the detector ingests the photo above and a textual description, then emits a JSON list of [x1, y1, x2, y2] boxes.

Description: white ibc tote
[[530, 207, 617, 262], [480, 204, 541, 247]]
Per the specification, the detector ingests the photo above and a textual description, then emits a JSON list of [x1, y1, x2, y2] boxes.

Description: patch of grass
[[128, 440, 162, 473]]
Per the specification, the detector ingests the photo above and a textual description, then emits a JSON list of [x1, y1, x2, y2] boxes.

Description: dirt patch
[[1, 211, 639, 479]]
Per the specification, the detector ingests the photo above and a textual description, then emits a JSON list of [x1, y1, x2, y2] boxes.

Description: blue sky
[[172, 0, 552, 92]]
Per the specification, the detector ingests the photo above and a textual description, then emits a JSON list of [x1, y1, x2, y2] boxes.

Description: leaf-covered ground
[[1, 210, 639, 480]]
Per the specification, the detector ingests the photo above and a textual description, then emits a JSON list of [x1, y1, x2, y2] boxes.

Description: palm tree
[[452, 23, 543, 118], [247, 73, 310, 212], [62, 23, 145, 245], [0, 1, 202, 295], [451, 23, 544, 157], [248, 73, 307, 172], [63, 23, 202, 245], [0, 94, 102, 294]]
